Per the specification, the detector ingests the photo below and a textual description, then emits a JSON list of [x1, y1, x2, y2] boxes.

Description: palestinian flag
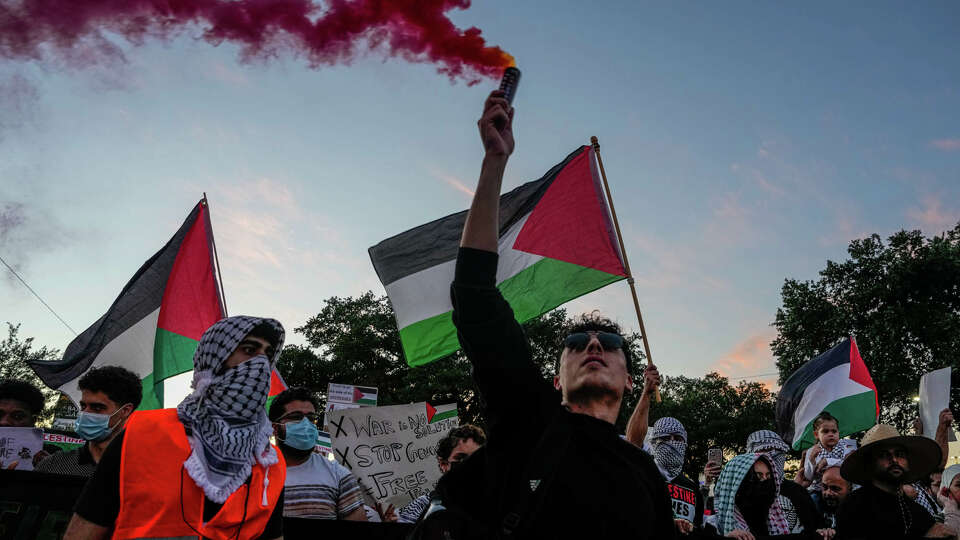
[[369, 146, 628, 366], [426, 402, 458, 424], [30, 201, 224, 409], [776, 337, 879, 450], [353, 386, 377, 406]]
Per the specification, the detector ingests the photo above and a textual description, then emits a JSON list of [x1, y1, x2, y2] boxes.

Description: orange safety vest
[[112, 409, 285, 540]]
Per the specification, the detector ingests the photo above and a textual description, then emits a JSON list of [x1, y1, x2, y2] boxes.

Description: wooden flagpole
[[202, 193, 229, 317], [590, 136, 660, 402]]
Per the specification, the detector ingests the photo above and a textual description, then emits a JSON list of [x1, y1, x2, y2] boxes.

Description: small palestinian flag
[[352, 386, 377, 406], [776, 337, 879, 450], [30, 201, 224, 409], [426, 402, 458, 424], [369, 146, 628, 366]]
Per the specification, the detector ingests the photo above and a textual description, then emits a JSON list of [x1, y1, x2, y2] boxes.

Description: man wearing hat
[[837, 424, 956, 539]]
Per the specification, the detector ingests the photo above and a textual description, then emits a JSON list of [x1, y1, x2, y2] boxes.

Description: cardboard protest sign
[[920, 367, 957, 442], [0, 427, 43, 470], [328, 402, 459, 509]]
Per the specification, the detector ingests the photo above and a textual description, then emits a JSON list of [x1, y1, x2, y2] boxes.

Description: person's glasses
[[564, 331, 623, 352], [277, 412, 321, 425]]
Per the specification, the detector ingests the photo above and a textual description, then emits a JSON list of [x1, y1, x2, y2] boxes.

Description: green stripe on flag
[[429, 409, 458, 424], [154, 327, 199, 382], [137, 372, 164, 411], [356, 398, 377, 405], [398, 258, 625, 367], [793, 390, 877, 450]]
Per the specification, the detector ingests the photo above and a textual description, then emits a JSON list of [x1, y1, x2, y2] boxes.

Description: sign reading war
[[328, 402, 459, 508]]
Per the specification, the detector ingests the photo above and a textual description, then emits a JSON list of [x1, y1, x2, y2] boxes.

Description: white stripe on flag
[[386, 214, 542, 330], [58, 307, 161, 404], [792, 363, 873, 443]]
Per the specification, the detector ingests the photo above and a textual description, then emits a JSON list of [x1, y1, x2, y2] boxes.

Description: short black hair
[[437, 424, 487, 460], [0, 379, 45, 416], [813, 411, 839, 431], [559, 312, 633, 373], [248, 322, 282, 351], [78, 366, 143, 409], [269, 386, 319, 421]]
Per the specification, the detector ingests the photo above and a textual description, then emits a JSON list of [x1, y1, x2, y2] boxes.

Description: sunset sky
[[3, 1, 959, 391]]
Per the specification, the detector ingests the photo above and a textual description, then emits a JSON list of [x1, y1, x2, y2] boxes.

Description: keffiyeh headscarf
[[746, 430, 797, 530], [177, 316, 285, 503], [746, 430, 790, 481], [715, 453, 791, 536], [650, 417, 687, 481]]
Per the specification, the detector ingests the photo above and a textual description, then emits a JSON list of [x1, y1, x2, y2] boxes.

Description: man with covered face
[[648, 417, 704, 535], [746, 430, 824, 534], [65, 316, 287, 540]]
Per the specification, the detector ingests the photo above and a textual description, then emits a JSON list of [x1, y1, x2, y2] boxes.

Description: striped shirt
[[283, 453, 363, 519]]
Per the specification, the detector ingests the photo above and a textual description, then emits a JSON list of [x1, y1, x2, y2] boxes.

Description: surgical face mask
[[281, 417, 319, 451], [74, 406, 127, 442]]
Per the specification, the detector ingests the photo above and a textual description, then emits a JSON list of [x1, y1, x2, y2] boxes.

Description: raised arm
[[625, 363, 660, 447], [936, 408, 954, 470], [460, 91, 515, 252]]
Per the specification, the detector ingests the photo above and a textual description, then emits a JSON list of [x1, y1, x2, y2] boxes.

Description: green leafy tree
[[0, 323, 60, 422], [648, 372, 777, 476], [772, 225, 960, 432], [277, 292, 646, 429]]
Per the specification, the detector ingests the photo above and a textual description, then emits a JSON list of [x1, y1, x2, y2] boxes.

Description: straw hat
[[840, 424, 942, 486]]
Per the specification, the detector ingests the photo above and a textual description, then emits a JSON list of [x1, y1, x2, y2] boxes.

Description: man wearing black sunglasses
[[432, 91, 674, 539]]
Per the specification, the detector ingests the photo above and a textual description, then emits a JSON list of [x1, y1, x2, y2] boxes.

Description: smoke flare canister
[[499, 67, 521, 105]]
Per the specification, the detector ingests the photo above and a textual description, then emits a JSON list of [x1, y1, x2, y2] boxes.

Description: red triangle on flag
[[426, 402, 437, 423], [353, 387, 364, 402], [269, 369, 287, 397], [511, 147, 626, 277]]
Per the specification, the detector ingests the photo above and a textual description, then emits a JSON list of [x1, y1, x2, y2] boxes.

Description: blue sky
[[3, 1, 959, 390]]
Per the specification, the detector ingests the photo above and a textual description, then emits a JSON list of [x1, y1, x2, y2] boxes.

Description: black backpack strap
[[499, 412, 574, 538]]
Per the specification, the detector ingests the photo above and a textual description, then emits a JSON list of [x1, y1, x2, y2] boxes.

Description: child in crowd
[[803, 412, 854, 503]]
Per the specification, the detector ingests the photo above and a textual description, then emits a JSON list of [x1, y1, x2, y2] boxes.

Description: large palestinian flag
[[30, 201, 224, 409], [776, 337, 879, 450], [369, 145, 628, 366]]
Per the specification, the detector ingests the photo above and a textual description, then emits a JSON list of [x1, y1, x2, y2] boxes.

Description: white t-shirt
[[283, 453, 364, 519]]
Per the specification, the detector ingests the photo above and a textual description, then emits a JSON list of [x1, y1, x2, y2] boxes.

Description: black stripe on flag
[[775, 338, 852, 446], [29, 203, 202, 389], [368, 146, 588, 287]]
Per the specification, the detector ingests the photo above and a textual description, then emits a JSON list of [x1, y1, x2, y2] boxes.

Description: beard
[[876, 463, 907, 484], [564, 379, 621, 406], [822, 495, 840, 510], [279, 441, 314, 462]]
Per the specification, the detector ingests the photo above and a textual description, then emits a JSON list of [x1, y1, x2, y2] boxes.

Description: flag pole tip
[[590, 135, 599, 147]]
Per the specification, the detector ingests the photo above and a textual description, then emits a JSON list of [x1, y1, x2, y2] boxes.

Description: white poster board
[[920, 367, 956, 441], [328, 402, 459, 509], [0, 427, 43, 470]]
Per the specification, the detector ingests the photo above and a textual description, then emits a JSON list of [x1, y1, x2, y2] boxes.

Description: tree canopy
[[0, 323, 59, 420], [772, 224, 960, 431], [276, 291, 647, 430]]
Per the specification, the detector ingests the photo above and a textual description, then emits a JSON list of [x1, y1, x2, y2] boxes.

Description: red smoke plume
[[0, 0, 515, 84]]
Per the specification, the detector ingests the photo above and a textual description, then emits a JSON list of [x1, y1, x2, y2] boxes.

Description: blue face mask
[[281, 418, 319, 451], [74, 407, 127, 442]]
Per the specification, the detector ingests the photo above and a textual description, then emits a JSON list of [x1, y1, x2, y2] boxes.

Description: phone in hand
[[708, 447, 723, 466]]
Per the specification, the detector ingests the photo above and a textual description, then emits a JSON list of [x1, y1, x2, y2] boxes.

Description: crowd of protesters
[[2, 89, 959, 539]]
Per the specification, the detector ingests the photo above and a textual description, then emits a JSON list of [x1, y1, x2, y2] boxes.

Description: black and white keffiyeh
[[746, 430, 798, 529], [651, 417, 688, 481], [177, 315, 285, 503]]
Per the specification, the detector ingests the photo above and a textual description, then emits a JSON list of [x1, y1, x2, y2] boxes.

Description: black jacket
[[437, 247, 676, 539]]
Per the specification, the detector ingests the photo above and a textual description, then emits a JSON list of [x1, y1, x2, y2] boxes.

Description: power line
[[728, 371, 779, 381], [0, 253, 78, 336]]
